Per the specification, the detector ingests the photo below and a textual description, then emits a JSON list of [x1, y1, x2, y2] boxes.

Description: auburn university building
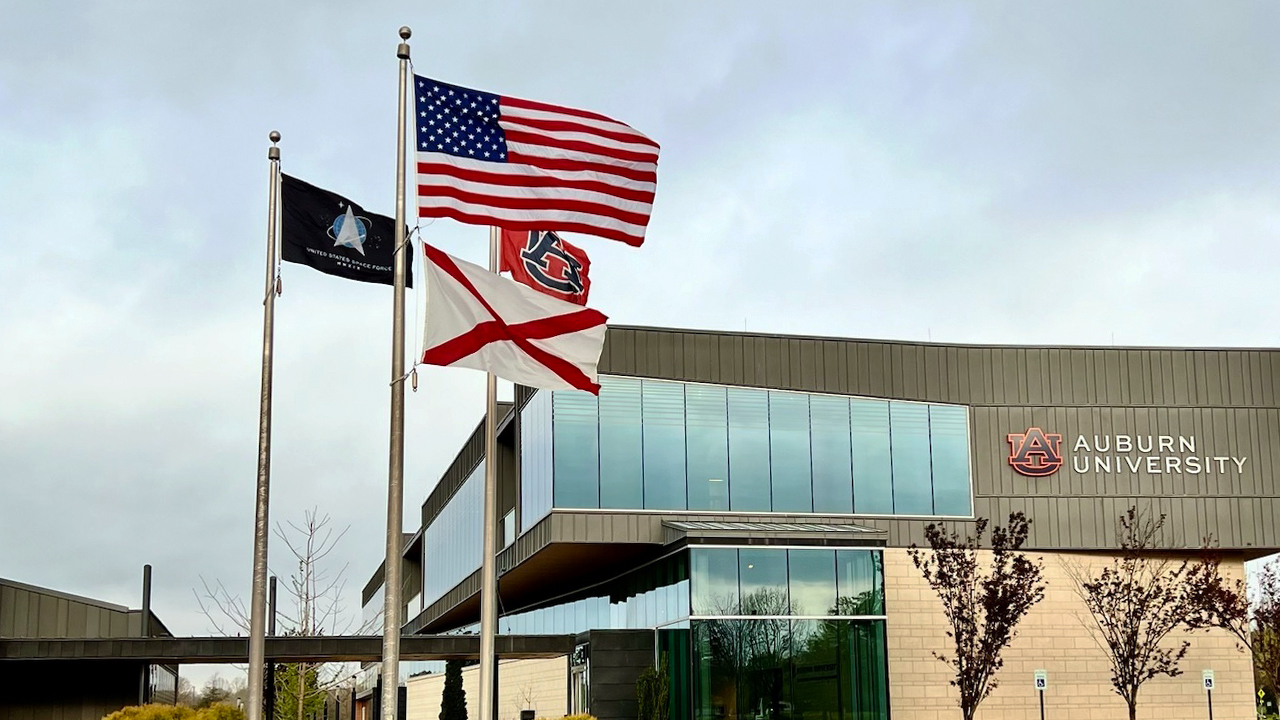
[[362, 326, 1280, 720]]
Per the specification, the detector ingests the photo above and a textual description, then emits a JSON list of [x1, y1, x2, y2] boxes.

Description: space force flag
[[421, 244, 607, 393], [500, 229, 591, 305], [280, 174, 411, 287]]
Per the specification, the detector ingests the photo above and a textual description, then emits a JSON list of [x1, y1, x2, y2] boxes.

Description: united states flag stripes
[[413, 75, 659, 246]]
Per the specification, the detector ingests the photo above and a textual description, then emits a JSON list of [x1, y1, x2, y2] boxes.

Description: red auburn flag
[[500, 229, 591, 305], [420, 244, 607, 393], [413, 75, 659, 246]]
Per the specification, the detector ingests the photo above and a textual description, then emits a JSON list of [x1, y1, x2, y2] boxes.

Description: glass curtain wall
[[520, 391, 553, 532], [527, 376, 972, 520], [687, 547, 889, 720], [429, 545, 890, 720], [423, 460, 485, 607]]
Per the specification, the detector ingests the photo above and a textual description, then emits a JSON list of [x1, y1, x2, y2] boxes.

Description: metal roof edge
[[607, 324, 1280, 353], [0, 577, 132, 613]]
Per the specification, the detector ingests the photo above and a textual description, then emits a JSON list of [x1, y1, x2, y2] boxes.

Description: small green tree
[[273, 661, 324, 720], [636, 655, 670, 720], [195, 678, 233, 710], [439, 660, 468, 720]]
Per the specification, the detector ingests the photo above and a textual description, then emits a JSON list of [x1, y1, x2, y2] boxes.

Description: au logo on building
[[1007, 428, 1064, 477]]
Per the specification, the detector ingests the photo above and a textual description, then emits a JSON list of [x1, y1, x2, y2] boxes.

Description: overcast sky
[[3, 0, 1278, 689]]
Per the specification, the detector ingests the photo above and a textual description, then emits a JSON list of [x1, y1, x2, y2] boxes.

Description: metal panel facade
[[594, 327, 1280, 552], [0, 580, 136, 640]]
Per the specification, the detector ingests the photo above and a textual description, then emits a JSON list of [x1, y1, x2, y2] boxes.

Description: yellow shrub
[[102, 705, 245, 720], [103, 705, 196, 720], [195, 705, 245, 720]]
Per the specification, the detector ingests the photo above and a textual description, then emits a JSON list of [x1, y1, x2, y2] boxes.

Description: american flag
[[413, 75, 659, 247]]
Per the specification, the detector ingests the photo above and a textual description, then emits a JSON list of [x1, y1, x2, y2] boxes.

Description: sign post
[[1034, 669, 1048, 720], [1202, 670, 1215, 720]]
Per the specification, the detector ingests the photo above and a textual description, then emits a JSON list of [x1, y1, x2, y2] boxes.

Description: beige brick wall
[[885, 548, 1254, 720], [407, 657, 569, 720]]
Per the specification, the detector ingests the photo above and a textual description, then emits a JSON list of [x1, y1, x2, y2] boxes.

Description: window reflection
[[693, 548, 740, 615], [810, 396, 853, 514], [687, 384, 730, 511], [889, 402, 933, 515], [930, 404, 973, 517], [600, 377, 644, 509], [643, 380, 688, 509], [728, 388, 772, 512], [850, 400, 893, 515], [691, 618, 888, 720], [519, 391, 553, 532], [768, 392, 812, 513], [424, 460, 484, 607], [787, 550, 836, 616], [739, 549, 789, 616], [837, 550, 885, 616], [553, 391, 599, 508]]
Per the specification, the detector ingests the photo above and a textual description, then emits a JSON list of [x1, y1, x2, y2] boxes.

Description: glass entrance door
[[570, 664, 589, 714]]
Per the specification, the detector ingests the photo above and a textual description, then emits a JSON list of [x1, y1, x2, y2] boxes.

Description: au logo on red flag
[[500, 229, 592, 305]]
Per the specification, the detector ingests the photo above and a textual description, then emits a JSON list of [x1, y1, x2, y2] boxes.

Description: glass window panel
[[889, 402, 933, 515], [553, 390, 600, 508], [423, 460, 484, 607], [769, 391, 813, 513], [738, 618, 790, 720], [599, 376, 644, 509], [519, 391, 553, 532], [738, 549, 789, 616], [694, 619, 740, 720], [840, 620, 889, 720], [791, 620, 841, 720], [787, 549, 837, 616], [660, 627, 692, 720], [850, 399, 893, 515], [929, 404, 973, 517], [501, 509, 515, 549], [810, 395, 854, 514], [692, 548, 739, 616], [677, 578, 691, 620], [686, 384, 730, 511], [642, 380, 687, 509], [836, 550, 885, 616], [728, 388, 772, 511]]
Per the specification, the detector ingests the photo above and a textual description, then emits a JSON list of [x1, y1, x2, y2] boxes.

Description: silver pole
[[381, 26, 412, 720], [247, 130, 282, 720], [477, 226, 501, 720]]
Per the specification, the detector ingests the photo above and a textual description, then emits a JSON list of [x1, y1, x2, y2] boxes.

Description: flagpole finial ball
[[269, 131, 281, 144], [399, 26, 411, 40]]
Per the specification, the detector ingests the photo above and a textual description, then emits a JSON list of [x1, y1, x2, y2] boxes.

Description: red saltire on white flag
[[420, 244, 608, 393]]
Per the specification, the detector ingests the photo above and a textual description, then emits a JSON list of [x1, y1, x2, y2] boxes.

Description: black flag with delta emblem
[[280, 174, 411, 287]]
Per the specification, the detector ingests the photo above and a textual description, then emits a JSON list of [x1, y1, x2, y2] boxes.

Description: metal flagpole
[[247, 130, 282, 720], [381, 26, 412, 720], [477, 226, 501, 720]]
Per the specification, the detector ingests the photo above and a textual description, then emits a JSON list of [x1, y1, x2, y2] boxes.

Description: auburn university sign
[[1006, 427, 1249, 478], [1007, 428, 1064, 477]]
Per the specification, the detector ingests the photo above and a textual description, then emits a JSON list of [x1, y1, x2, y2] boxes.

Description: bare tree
[[907, 512, 1046, 720], [1065, 507, 1208, 720], [195, 508, 379, 720]]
